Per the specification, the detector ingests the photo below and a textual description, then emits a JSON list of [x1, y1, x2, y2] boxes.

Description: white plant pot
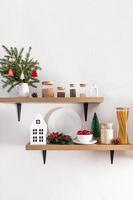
[[16, 83, 30, 97]]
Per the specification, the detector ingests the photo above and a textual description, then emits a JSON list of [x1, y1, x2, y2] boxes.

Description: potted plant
[[0, 45, 41, 96]]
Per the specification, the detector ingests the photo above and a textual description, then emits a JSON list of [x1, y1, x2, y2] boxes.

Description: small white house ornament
[[30, 114, 47, 145]]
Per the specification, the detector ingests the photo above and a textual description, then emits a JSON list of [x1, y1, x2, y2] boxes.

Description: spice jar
[[101, 122, 114, 144], [57, 87, 65, 97], [42, 81, 54, 97], [70, 84, 77, 97], [116, 107, 129, 144], [79, 83, 87, 97]]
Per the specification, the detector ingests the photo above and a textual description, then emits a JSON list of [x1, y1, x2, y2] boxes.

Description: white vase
[[16, 83, 30, 97]]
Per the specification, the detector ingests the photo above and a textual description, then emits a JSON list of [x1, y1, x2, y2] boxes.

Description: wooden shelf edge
[[25, 143, 133, 151], [0, 97, 104, 103]]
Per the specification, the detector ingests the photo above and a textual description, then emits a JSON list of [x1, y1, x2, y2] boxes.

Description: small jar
[[79, 83, 87, 97], [101, 122, 114, 144], [42, 81, 54, 97], [57, 87, 65, 97], [70, 84, 77, 97]]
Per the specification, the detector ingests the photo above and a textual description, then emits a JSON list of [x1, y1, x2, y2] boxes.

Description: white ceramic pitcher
[[16, 83, 30, 97]]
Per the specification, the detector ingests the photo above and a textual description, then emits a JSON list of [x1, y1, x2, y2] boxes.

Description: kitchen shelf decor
[[0, 96, 104, 121]]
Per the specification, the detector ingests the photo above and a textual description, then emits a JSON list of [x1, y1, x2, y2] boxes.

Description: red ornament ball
[[31, 70, 38, 78], [7, 68, 14, 77]]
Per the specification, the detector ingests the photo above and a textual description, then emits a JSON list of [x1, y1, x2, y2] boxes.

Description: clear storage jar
[[101, 122, 114, 144], [57, 87, 65, 97], [42, 81, 54, 97], [79, 83, 87, 97], [70, 84, 77, 97]]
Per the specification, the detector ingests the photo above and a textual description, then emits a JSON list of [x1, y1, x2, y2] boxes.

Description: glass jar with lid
[[57, 87, 65, 97], [116, 107, 129, 144], [101, 122, 114, 144], [79, 83, 87, 97], [70, 84, 77, 97], [42, 81, 54, 97]]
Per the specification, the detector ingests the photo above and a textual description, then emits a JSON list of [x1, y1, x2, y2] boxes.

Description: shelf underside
[[0, 97, 104, 103], [26, 143, 133, 151]]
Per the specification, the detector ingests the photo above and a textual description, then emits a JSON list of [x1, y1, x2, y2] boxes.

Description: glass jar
[[101, 122, 114, 144], [79, 83, 87, 97], [90, 83, 99, 97], [116, 107, 129, 144], [57, 87, 65, 97], [70, 84, 77, 97], [42, 81, 54, 97]]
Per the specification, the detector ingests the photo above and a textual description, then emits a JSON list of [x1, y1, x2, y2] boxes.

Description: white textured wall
[[0, 0, 133, 199]]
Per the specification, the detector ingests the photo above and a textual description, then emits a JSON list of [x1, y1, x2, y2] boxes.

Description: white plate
[[73, 138, 97, 144], [48, 108, 82, 139]]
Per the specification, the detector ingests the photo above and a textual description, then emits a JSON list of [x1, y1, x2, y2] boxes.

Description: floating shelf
[[0, 97, 104, 121], [0, 97, 104, 103], [26, 143, 133, 165], [26, 143, 133, 151]]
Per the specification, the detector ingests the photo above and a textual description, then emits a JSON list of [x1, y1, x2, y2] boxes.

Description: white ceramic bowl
[[77, 134, 93, 143]]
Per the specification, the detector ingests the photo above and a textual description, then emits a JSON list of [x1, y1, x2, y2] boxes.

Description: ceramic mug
[[16, 83, 30, 97]]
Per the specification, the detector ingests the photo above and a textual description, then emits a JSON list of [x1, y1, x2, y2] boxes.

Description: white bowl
[[77, 134, 93, 143]]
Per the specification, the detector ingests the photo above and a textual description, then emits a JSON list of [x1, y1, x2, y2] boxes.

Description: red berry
[[77, 130, 82, 135], [82, 130, 87, 135]]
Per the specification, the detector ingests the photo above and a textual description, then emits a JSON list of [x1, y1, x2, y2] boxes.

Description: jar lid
[[101, 122, 113, 129], [79, 83, 86, 87], [57, 86, 65, 90], [42, 81, 54, 85], [70, 84, 76, 87], [116, 107, 129, 111]]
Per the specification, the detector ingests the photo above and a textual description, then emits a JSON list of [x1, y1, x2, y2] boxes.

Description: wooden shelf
[[0, 97, 104, 103], [0, 97, 104, 122], [26, 143, 133, 165], [26, 143, 133, 151]]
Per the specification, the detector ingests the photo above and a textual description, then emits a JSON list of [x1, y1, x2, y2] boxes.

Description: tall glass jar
[[70, 84, 77, 97], [42, 81, 54, 97], [116, 107, 129, 144], [101, 122, 114, 144], [79, 83, 87, 97]]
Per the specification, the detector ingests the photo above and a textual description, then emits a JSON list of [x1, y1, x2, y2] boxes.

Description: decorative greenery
[[91, 112, 100, 138], [47, 132, 73, 144], [0, 45, 41, 92]]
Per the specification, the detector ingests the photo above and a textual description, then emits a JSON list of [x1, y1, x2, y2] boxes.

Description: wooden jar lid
[[57, 87, 65, 90], [42, 81, 54, 85], [116, 107, 129, 110], [79, 83, 86, 87], [70, 84, 76, 87]]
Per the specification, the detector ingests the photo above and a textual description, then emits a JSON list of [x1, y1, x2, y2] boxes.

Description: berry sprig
[[47, 132, 73, 144]]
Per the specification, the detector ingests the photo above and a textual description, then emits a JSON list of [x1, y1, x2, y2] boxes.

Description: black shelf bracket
[[110, 150, 114, 164], [83, 103, 88, 121], [42, 150, 47, 164], [16, 103, 22, 122]]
